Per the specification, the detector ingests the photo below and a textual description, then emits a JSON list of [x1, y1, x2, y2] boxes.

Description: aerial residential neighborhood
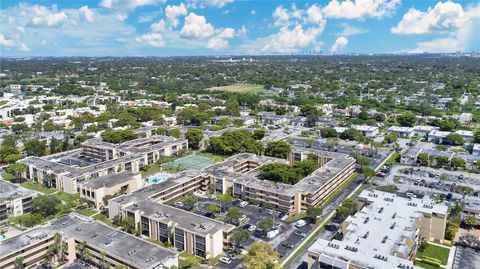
[[1, 1, 480, 269]]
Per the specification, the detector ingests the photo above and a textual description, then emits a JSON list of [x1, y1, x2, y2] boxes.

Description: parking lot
[[381, 165, 480, 198], [453, 246, 480, 269], [175, 195, 318, 268]]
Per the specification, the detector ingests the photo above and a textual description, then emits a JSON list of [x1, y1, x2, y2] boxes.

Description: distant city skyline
[[1, 0, 479, 56]]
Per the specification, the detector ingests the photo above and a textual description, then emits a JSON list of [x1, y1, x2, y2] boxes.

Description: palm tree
[[13, 256, 24, 269], [76, 240, 91, 263]]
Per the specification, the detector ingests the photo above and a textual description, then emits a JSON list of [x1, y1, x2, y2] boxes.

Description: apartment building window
[[294, 153, 302, 161], [195, 235, 206, 258], [141, 216, 150, 236], [158, 222, 169, 243], [174, 228, 185, 251]]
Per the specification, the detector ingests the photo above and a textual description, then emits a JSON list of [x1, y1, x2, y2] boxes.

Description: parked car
[[278, 212, 287, 218], [294, 231, 307, 237], [295, 219, 307, 228], [174, 201, 184, 207], [248, 225, 257, 232], [325, 224, 339, 231], [243, 224, 252, 230], [239, 215, 247, 222], [204, 212, 216, 218], [220, 257, 232, 264], [239, 201, 249, 208], [282, 242, 294, 249]]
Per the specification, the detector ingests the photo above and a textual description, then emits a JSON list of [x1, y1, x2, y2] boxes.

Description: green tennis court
[[163, 154, 214, 171]]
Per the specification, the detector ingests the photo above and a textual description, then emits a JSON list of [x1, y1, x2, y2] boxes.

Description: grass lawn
[[383, 151, 400, 169], [207, 254, 223, 266], [206, 84, 264, 94], [2, 172, 16, 182], [21, 182, 57, 195], [93, 212, 115, 227], [140, 164, 161, 177], [54, 191, 80, 204], [78, 207, 97, 217], [414, 260, 441, 269], [417, 243, 450, 265]]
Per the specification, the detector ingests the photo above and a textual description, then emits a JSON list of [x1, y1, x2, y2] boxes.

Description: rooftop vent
[[378, 207, 384, 213], [392, 212, 397, 219], [381, 236, 388, 243], [363, 231, 369, 239], [407, 202, 417, 207], [345, 245, 358, 252], [363, 217, 370, 224], [327, 242, 339, 249], [374, 254, 388, 261], [390, 222, 396, 229]]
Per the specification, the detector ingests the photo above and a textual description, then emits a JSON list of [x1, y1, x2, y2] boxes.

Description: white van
[[406, 192, 417, 198], [295, 219, 307, 228]]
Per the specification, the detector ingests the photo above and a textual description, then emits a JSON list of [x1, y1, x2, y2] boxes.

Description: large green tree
[[265, 141, 291, 159], [185, 128, 204, 150]]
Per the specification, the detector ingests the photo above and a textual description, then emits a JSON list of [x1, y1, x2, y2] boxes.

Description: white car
[[239, 201, 248, 208], [239, 215, 247, 222], [174, 201, 184, 207], [220, 257, 232, 264], [295, 219, 307, 228], [248, 225, 257, 232]]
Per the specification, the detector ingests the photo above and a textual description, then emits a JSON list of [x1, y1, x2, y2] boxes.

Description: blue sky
[[0, 0, 478, 56]]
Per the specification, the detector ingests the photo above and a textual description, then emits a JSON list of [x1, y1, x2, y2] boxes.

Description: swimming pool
[[146, 174, 170, 184]]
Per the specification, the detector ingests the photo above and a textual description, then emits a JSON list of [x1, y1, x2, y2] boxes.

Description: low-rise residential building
[[387, 126, 414, 137], [0, 179, 37, 221], [19, 133, 188, 194], [400, 147, 422, 165], [207, 148, 356, 215], [307, 190, 447, 269], [78, 172, 144, 208], [0, 214, 178, 269], [108, 171, 235, 259], [353, 125, 379, 137], [456, 130, 474, 142], [413, 125, 439, 137], [427, 130, 451, 144], [257, 112, 290, 125]]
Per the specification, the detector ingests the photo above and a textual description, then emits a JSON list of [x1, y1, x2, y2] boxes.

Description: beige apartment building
[[207, 148, 356, 215], [107, 171, 235, 259], [78, 172, 144, 208], [0, 214, 178, 269]]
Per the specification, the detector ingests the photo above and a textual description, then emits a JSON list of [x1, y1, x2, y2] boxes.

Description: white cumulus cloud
[[0, 33, 17, 47], [151, 19, 167, 32], [330, 36, 348, 53], [323, 0, 400, 19], [165, 3, 188, 28], [180, 12, 215, 39], [207, 27, 235, 50], [262, 24, 321, 53], [391, 1, 466, 35], [136, 33, 165, 47], [187, 0, 234, 9], [273, 6, 290, 26], [28, 4, 67, 27], [79, 6, 94, 22], [100, 0, 166, 10]]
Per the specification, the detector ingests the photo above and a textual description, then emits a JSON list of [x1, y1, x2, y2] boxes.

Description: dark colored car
[[204, 212, 216, 218]]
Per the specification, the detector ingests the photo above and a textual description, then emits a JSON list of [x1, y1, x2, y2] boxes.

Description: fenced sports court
[[162, 154, 214, 171]]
